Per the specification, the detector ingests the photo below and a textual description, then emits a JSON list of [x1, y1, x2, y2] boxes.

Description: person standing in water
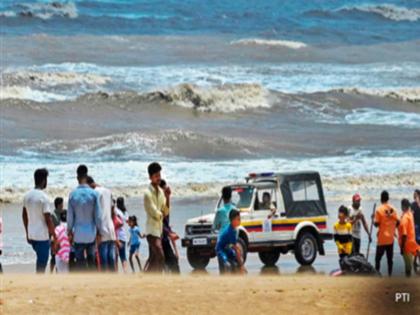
[[143, 162, 170, 273], [349, 193, 371, 255], [22, 168, 57, 273]]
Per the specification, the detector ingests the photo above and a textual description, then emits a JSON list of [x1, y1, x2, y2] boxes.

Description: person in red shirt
[[399, 199, 420, 277], [374, 191, 399, 276]]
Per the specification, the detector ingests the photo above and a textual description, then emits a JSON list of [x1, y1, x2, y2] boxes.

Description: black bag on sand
[[339, 254, 380, 276]]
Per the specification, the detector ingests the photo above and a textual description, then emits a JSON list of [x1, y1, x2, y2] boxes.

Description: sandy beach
[[1, 274, 418, 315]]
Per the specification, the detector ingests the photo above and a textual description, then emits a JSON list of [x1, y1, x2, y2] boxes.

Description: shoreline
[[1, 172, 419, 205]]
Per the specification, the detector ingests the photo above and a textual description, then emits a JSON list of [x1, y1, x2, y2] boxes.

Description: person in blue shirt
[[213, 186, 235, 231], [216, 209, 247, 274], [67, 165, 102, 271], [128, 215, 145, 273]]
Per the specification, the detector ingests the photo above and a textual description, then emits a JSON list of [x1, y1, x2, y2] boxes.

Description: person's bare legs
[[135, 253, 142, 271]]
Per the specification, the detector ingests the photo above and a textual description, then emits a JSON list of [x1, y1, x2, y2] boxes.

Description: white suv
[[182, 171, 333, 269]]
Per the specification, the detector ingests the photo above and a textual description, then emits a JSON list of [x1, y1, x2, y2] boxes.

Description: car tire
[[295, 232, 318, 266], [187, 248, 210, 270], [237, 238, 248, 263], [258, 250, 280, 266]]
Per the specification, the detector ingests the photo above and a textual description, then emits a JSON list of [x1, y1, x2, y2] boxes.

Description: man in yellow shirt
[[144, 162, 170, 273], [334, 206, 353, 259]]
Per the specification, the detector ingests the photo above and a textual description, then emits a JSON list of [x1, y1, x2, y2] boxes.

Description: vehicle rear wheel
[[295, 232, 318, 266], [237, 238, 248, 263], [258, 250, 280, 266], [187, 248, 210, 270]]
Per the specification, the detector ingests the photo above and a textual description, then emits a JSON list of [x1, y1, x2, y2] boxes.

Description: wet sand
[[1, 274, 418, 315]]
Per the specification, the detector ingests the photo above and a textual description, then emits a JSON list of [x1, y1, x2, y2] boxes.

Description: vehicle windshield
[[217, 186, 254, 210]]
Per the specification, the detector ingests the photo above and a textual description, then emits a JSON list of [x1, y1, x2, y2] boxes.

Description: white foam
[[230, 38, 307, 49], [10, 1, 78, 20], [342, 4, 420, 22], [0, 86, 69, 102], [338, 87, 420, 103], [1, 153, 419, 201], [344, 108, 420, 128]]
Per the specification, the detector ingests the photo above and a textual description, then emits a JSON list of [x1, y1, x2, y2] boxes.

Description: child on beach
[[54, 211, 70, 273], [128, 215, 145, 273], [216, 209, 246, 274], [349, 193, 371, 255], [334, 206, 353, 259]]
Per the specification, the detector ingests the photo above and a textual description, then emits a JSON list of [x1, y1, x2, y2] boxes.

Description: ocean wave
[[148, 83, 271, 113], [336, 87, 420, 103], [15, 130, 266, 160], [230, 38, 307, 49], [0, 1, 78, 20], [340, 4, 420, 22]]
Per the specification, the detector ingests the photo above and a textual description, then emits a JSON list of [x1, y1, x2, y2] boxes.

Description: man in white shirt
[[87, 176, 116, 272], [22, 168, 57, 273]]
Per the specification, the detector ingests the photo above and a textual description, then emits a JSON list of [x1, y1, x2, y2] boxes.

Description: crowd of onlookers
[[15, 162, 179, 274]]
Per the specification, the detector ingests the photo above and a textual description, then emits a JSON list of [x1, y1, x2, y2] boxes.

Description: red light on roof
[[248, 173, 257, 178], [234, 188, 244, 193]]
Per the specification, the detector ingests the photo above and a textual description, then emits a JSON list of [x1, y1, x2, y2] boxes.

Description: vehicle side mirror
[[280, 212, 286, 217]]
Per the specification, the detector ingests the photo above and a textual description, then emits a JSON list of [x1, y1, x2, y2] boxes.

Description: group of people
[[334, 191, 420, 277], [20, 162, 180, 274], [2, 161, 418, 277]]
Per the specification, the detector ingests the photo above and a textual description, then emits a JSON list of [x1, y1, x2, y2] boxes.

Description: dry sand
[[0, 274, 418, 315]]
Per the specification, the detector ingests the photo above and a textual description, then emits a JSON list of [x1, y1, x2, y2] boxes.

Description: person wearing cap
[[349, 193, 371, 255]]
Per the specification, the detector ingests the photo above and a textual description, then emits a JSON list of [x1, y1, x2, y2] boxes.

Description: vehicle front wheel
[[258, 250, 280, 266], [295, 232, 318, 266], [187, 248, 210, 270]]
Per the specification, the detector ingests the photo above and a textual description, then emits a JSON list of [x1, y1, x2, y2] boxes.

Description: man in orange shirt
[[399, 199, 420, 277], [374, 191, 399, 276]]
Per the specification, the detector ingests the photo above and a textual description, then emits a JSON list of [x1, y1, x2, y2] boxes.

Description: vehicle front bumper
[[181, 235, 218, 248]]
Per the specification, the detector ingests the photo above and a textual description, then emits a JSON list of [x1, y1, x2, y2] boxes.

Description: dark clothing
[[162, 215, 180, 273], [145, 235, 164, 273], [118, 241, 127, 262], [352, 237, 361, 255], [411, 202, 420, 244], [52, 208, 62, 227], [375, 244, 394, 276], [74, 242, 96, 271], [162, 238, 180, 274]]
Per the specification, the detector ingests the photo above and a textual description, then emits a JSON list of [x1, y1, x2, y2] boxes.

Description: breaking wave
[[339, 4, 420, 22], [147, 83, 271, 113], [336, 87, 420, 103], [0, 1, 78, 20], [15, 130, 266, 160], [230, 38, 307, 49]]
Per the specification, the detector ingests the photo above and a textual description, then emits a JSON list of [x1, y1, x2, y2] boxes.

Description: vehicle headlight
[[185, 225, 193, 235]]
